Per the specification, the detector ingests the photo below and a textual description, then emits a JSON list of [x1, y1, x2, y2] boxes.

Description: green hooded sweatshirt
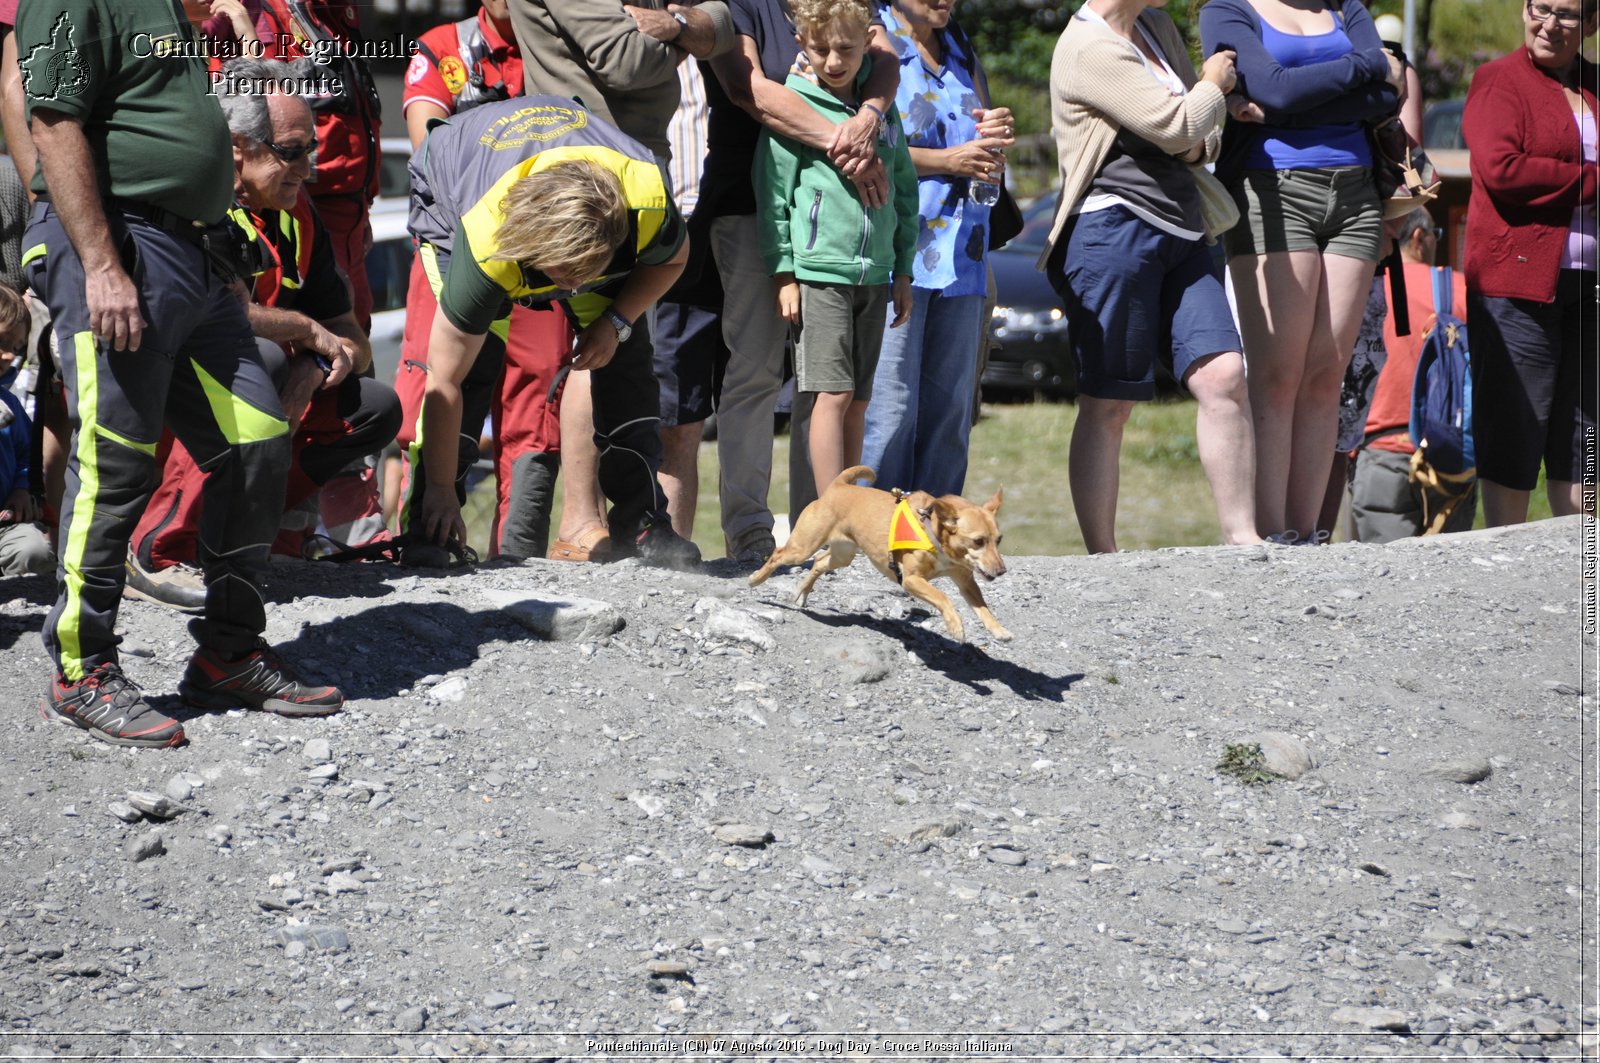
[[754, 64, 918, 286]]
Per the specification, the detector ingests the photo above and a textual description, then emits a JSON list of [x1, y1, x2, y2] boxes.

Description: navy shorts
[[650, 300, 725, 427], [1469, 269, 1598, 489], [1047, 205, 1242, 401]]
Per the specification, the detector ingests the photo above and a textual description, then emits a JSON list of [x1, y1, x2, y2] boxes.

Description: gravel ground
[[0, 517, 1594, 1061]]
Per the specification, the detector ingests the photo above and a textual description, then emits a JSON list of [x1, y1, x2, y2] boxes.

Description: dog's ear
[[929, 497, 961, 529], [984, 487, 1004, 515]]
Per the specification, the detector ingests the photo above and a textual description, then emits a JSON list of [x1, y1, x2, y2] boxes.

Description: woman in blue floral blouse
[[860, 0, 1014, 498]]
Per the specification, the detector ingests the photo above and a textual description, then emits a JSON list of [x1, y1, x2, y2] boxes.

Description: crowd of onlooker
[[0, 0, 1591, 748]]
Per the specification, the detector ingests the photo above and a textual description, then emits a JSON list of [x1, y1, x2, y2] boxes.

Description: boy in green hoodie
[[755, 0, 917, 499]]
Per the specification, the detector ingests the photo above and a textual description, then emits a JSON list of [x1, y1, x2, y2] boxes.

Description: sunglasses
[[257, 138, 317, 164], [1526, 0, 1584, 27]]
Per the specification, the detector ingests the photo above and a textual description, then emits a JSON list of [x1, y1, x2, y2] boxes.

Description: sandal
[[547, 526, 612, 563]]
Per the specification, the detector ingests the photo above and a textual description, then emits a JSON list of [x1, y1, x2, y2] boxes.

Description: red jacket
[[256, 0, 382, 202], [1462, 47, 1598, 303]]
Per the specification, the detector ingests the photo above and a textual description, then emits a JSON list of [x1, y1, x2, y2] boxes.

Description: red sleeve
[[402, 30, 455, 114], [1464, 67, 1599, 210], [0, 0, 18, 26]]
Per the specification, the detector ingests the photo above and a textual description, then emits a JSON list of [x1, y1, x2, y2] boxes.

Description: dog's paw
[[990, 626, 1014, 643]]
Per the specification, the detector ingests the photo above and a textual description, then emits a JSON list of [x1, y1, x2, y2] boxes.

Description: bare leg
[[808, 390, 854, 497], [1285, 253, 1373, 536], [844, 398, 868, 475], [1068, 395, 1135, 554], [1184, 351, 1261, 545], [1482, 480, 1531, 526], [555, 370, 608, 543], [1549, 479, 1591, 517], [1229, 251, 1321, 537], [658, 421, 703, 539]]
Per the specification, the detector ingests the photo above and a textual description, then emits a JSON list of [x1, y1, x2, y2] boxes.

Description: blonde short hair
[[790, 0, 871, 38], [492, 161, 630, 285]]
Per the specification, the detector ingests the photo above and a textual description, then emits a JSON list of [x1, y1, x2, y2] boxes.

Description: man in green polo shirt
[[19, 0, 346, 748]]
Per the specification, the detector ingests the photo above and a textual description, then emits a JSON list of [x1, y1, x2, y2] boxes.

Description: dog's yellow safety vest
[[888, 497, 935, 554]]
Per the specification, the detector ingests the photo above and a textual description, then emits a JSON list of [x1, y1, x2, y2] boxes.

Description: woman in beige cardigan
[[1042, 0, 1259, 552]]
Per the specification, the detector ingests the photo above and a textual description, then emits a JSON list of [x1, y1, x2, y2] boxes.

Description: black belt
[[110, 198, 210, 244]]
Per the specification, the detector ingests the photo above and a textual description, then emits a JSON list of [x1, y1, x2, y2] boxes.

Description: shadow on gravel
[[271, 599, 523, 700], [0, 574, 55, 650], [810, 610, 1082, 701]]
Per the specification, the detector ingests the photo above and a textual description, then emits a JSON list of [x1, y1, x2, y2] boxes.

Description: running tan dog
[[749, 466, 1012, 643]]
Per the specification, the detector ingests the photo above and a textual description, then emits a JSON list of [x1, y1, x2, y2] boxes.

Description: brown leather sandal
[[547, 526, 611, 563]]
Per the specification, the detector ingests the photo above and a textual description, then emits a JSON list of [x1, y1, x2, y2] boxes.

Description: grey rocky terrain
[[0, 517, 1593, 1061]]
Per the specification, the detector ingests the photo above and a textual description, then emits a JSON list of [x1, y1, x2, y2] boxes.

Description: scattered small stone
[[629, 792, 667, 818], [984, 846, 1026, 866], [308, 764, 340, 781], [164, 776, 193, 803], [125, 792, 187, 820], [1216, 918, 1249, 935], [394, 1005, 426, 1032], [483, 992, 515, 1010], [646, 961, 692, 979], [430, 676, 468, 702], [1249, 732, 1317, 779], [1330, 1006, 1410, 1032], [480, 589, 624, 641], [714, 824, 774, 847], [125, 830, 164, 863], [1255, 973, 1293, 995], [282, 940, 307, 960], [308, 926, 350, 952], [334, 998, 356, 1014], [1426, 759, 1493, 784], [1358, 862, 1391, 877], [908, 820, 965, 844], [107, 801, 141, 824], [302, 738, 332, 763], [256, 896, 289, 912], [703, 607, 775, 651], [1440, 812, 1481, 830]]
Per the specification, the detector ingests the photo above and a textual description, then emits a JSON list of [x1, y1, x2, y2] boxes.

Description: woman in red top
[[1462, 0, 1597, 525]]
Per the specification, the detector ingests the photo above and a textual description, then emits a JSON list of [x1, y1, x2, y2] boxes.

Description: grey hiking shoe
[[40, 664, 186, 748]]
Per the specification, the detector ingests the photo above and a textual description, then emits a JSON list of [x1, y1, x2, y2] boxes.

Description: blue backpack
[[1407, 266, 1476, 531]]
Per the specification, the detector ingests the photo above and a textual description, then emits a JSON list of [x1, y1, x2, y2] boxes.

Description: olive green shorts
[[1226, 166, 1383, 262]]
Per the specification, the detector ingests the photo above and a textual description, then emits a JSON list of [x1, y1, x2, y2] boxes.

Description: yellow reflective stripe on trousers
[[55, 332, 99, 681], [191, 360, 289, 444]]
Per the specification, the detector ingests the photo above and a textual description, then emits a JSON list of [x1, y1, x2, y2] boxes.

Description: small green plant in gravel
[[1216, 742, 1284, 786]]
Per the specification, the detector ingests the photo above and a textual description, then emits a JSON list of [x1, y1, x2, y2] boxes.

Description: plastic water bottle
[[969, 169, 1002, 207], [968, 109, 1003, 206]]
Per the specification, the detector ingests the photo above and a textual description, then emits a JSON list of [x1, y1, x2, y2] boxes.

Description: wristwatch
[[604, 307, 633, 343], [671, 10, 690, 38]]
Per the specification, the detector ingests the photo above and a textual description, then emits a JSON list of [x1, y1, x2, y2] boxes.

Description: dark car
[[1423, 100, 1465, 150], [983, 193, 1076, 397]]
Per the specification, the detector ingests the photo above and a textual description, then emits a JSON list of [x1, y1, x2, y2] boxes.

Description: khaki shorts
[[794, 281, 889, 396], [1226, 166, 1383, 262]]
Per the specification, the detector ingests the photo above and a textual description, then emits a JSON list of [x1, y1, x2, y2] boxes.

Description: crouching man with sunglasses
[[401, 95, 700, 570], [127, 59, 402, 607]]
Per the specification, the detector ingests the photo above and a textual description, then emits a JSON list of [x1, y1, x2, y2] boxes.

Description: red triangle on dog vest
[[888, 497, 935, 553]]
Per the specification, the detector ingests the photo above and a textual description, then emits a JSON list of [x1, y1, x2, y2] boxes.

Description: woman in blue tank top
[[1200, 0, 1404, 543]]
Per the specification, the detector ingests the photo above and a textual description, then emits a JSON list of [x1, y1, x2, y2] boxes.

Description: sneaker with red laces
[[179, 643, 344, 717], [39, 664, 186, 748]]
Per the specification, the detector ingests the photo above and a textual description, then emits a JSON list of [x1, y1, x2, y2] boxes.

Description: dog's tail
[[836, 465, 875, 488]]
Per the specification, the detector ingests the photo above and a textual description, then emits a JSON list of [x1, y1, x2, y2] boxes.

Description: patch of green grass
[[1216, 742, 1284, 787], [458, 392, 1556, 559]]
